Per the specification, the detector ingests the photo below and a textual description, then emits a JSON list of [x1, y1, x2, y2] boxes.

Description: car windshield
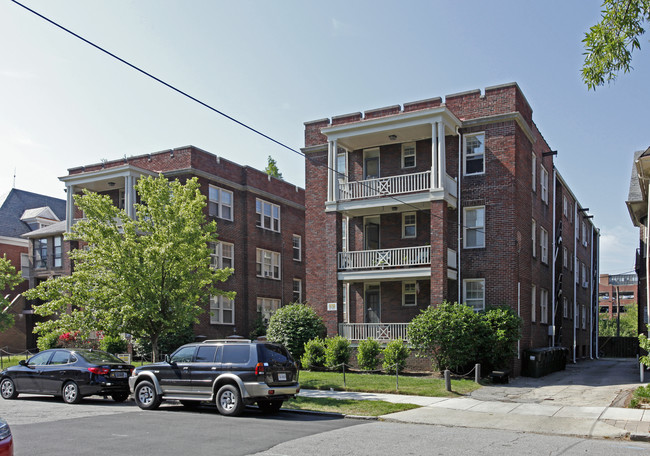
[[76, 350, 124, 364]]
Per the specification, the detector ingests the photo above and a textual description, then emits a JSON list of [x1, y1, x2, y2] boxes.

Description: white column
[[431, 123, 438, 189], [646, 182, 650, 328], [124, 175, 135, 219], [438, 121, 446, 189], [327, 141, 335, 202], [65, 184, 75, 232]]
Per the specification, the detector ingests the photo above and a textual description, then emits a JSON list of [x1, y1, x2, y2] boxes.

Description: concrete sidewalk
[[298, 358, 650, 441]]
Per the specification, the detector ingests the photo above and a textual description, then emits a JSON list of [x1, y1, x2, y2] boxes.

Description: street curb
[[283, 408, 377, 420]]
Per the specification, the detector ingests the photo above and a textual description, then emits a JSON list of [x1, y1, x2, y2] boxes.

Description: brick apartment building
[[21, 146, 305, 344], [627, 146, 650, 336], [303, 83, 599, 374], [598, 273, 638, 319], [0, 189, 66, 351]]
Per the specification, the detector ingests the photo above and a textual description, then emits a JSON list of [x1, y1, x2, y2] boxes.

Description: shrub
[[266, 304, 326, 360], [382, 339, 410, 374], [357, 338, 381, 371], [100, 335, 128, 354], [408, 301, 485, 372], [249, 312, 268, 340], [325, 335, 351, 370], [301, 338, 326, 369], [479, 305, 522, 370], [37, 332, 60, 351]]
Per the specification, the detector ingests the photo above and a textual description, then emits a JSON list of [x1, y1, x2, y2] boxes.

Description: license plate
[[111, 371, 127, 378], [278, 373, 287, 381]]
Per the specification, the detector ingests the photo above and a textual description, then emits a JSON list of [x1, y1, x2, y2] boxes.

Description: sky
[[1, 0, 648, 275]]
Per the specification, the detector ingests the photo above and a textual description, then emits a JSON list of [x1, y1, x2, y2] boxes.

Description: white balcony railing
[[338, 171, 431, 201], [339, 323, 409, 343], [338, 245, 430, 270]]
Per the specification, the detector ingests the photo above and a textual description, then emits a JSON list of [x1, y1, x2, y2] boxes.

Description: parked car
[[0, 418, 12, 456], [0, 348, 134, 404], [129, 339, 300, 416]]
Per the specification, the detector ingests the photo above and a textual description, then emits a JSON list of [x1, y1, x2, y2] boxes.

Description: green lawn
[[298, 369, 481, 397], [285, 396, 420, 416], [0, 355, 29, 370]]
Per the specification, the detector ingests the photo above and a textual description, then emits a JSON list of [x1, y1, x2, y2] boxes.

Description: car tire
[[62, 381, 82, 404], [0, 378, 18, 400], [111, 392, 130, 403], [134, 381, 162, 410], [257, 400, 283, 414], [216, 384, 244, 416]]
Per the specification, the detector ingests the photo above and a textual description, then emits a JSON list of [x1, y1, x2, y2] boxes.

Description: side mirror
[[164, 354, 171, 364], [19, 360, 28, 366]]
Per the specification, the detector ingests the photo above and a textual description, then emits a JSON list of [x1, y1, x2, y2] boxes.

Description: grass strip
[[285, 396, 420, 416], [298, 370, 481, 397]]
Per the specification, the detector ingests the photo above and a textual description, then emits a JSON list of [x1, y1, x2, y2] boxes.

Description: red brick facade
[[304, 83, 599, 374], [60, 146, 305, 341]]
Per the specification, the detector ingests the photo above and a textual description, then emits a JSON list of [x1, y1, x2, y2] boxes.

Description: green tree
[[582, 0, 650, 90], [264, 156, 283, 179], [599, 302, 640, 337], [0, 255, 23, 332], [24, 175, 233, 361], [266, 303, 326, 360]]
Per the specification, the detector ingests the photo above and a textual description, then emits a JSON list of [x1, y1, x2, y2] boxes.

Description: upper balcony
[[320, 105, 461, 215]]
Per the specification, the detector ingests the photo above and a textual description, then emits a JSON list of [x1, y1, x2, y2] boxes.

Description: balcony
[[338, 171, 431, 201], [339, 323, 409, 343], [338, 245, 430, 270]]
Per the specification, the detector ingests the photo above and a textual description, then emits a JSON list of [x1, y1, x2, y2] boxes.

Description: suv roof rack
[[201, 339, 252, 344]]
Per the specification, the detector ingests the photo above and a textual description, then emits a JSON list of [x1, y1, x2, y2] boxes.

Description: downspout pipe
[[596, 231, 600, 358], [551, 168, 557, 347], [457, 126, 462, 302], [573, 204, 577, 364], [589, 225, 594, 359]]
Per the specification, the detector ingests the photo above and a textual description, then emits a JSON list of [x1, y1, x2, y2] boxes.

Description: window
[[341, 217, 348, 252], [464, 206, 485, 248], [531, 285, 536, 322], [293, 235, 301, 261], [403, 281, 417, 306], [171, 346, 196, 363], [532, 219, 537, 258], [53, 236, 62, 268], [540, 166, 549, 204], [196, 345, 217, 363], [563, 196, 568, 218], [208, 185, 233, 221], [336, 150, 347, 179], [463, 279, 485, 311], [582, 221, 588, 246], [581, 305, 586, 329], [464, 133, 485, 175], [540, 288, 548, 324], [342, 283, 349, 323], [402, 142, 416, 168], [563, 297, 569, 318], [581, 263, 588, 288], [28, 351, 51, 366], [50, 351, 72, 365], [540, 227, 548, 264], [210, 295, 234, 325], [256, 249, 281, 279], [35, 238, 47, 268], [402, 212, 416, 238], [209, 242, 234, 269], [363, 148, 380, 179], [531, 153, 536, 191], [257, 297, 280, 322], [256, 199, 280, 232], [563, 246, 568, 268], [292, 279, 302, 303]]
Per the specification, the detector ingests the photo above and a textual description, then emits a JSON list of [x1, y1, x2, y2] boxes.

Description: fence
[[598, 337, 639, 358]]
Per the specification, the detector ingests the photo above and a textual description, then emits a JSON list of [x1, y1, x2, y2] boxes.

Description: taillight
[[88, 367, 110, 375], [255, 363, 265, 375]]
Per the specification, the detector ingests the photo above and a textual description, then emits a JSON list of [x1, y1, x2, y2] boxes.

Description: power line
[[11, 0, 480, 234]]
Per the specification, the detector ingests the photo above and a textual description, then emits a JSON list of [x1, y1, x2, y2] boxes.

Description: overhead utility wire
[[12, 0, 483, 234]]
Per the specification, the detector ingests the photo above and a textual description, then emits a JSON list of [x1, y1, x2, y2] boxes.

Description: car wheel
[[0, 378, 18, 400], [111, 392, 130, 403], [257, 400, 283, 414], [216, 384, 244, 416], [62, 381, 82, 404], [134, 381, 161, 410]]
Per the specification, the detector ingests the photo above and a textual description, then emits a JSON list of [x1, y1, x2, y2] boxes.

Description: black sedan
[[0, 348, 134, 404]]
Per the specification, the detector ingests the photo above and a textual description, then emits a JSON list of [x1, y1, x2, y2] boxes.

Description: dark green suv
[[129, 339, 299, 416]]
